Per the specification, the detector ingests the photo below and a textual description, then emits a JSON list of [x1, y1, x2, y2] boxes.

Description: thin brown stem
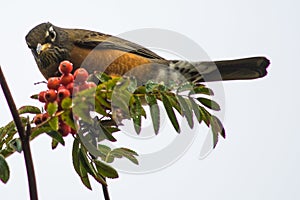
[[0, 66, 38, 200], [101, 177, 110, 200]]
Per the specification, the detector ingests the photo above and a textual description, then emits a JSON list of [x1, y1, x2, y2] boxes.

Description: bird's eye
[[46, 26, 56, 42]]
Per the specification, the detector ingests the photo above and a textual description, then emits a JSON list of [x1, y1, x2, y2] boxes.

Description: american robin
[[25, 22, 269, 84]]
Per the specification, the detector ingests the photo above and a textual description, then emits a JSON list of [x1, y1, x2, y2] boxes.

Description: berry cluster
[[33, 60, 96, 136]]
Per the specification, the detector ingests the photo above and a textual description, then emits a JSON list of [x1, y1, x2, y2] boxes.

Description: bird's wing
[[73, 31, 165, 60]]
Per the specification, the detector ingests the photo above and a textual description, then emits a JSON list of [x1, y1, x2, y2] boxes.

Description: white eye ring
[[46, 26, 56, 42]]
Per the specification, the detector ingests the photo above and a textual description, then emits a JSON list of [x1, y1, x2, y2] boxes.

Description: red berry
[[33, 114, 43, 125], [42, 113, 50, 121], [71, 128, 77, 135], [44, 89, 57, 102], [57, 88, 71, 100], [38, 91, 47, 103], [88, 82, 97, 88], [66, 82, 74, 93], [59, 123, 71, 137], [79, 81, 90, 91], [74, 68, 89, 83], [57, 85, 66, 91], [59, 61, 73, 74], [44, 102, 49, 111], [60, 73, 74, 86], [72, 86, 80, 96], [47, 77, 61, 90]]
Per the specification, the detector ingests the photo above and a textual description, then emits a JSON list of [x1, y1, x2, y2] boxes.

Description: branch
[[0, 66, 38, 200]]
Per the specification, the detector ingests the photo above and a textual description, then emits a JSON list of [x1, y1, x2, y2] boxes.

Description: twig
[[0, 66, 38, 200], [101, 177, 110, 200], [34, 80, 47, 85], [90, 137, 111, 200]]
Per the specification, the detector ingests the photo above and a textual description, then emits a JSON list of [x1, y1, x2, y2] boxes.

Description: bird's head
[[25, 22, 70, 78]]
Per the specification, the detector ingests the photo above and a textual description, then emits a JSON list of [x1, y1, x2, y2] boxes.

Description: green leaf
[[48, 116, 59, 131], [118, 147, 139, 156], [111, 148, 139, 165], [177, 96, 194, 129], [211, 115, 226, 139], [79, 148, 96, 176], [176, 82, 193, 93], [30, 94, 39, 100], [145, 81, 159, 93], [189, 97, 202, 123], [95, 94, 111, 109], [0, 119, 26, 148], [94, 160, 119, 179], [167, 94, 182, 114], [30, 125, 54, 140], [0, 127, 5, 144], [47, 102, 58, 116], [0, 155, 9, 183], [127, 77, 137, 93], [196, 108, 224, 148], [212, 128, 219, 148], [132, 113, 141, 135], [98, 144, 112, 161], [112, 91, 131, 114], [51, 138, 59, 150], [46, 131, 65, 146], [134, 86, 146, 94], [79, 162, 92, 190], [7, 138, 22, 153], [95, 102, 107, 116], [72, 139, 81, 176], [115, 77, 131, 91], [197, 97, 220, 111], [0, 121, 17, 142], [208, 115, 221, 148], [103, 154, 115, 163], [18, 105, 41, 115], [161, 92, 180, 133], [130, 96, 144, 134], [90, 163, 107, 185], [72, 103, 92, 123], [145, 94, 160, 134], [61, 97, 72, 110], [77, 130, 105, 158], [97, 125, 119, 142], [98, 146, 139, 164], [199, 106, 211, 126], [94, 72, 111, 83], [103, 126, 119, 134], [105, 78, 120, 91], [111, 92, 132, 124], [190, 85, 214, 96], [60, 110, 76, 130], [78, 147, 107, 185], [98, 123, 117, 142], [0, 118, 27, 150]]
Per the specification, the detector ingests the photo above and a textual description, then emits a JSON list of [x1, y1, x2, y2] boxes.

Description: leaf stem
[[0, 66, 38, 200]]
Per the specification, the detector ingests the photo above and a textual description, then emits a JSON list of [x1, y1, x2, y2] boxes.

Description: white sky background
[[1, 0, 300, 199]]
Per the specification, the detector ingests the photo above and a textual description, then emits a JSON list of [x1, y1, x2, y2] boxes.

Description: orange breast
[[70, 46, 153, 77]]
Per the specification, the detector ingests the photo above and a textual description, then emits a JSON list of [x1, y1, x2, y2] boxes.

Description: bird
[[25, 22, 269, 84]]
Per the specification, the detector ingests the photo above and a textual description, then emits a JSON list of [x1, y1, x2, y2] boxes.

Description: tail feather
[[214, 57, 269, 81], [169, 57, 270, 82]]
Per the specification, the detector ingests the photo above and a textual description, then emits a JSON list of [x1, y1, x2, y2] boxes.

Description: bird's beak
[[36, 43, 51, 55]]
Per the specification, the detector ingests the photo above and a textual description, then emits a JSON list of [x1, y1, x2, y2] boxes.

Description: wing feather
[[73, 31, 165, 60]]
